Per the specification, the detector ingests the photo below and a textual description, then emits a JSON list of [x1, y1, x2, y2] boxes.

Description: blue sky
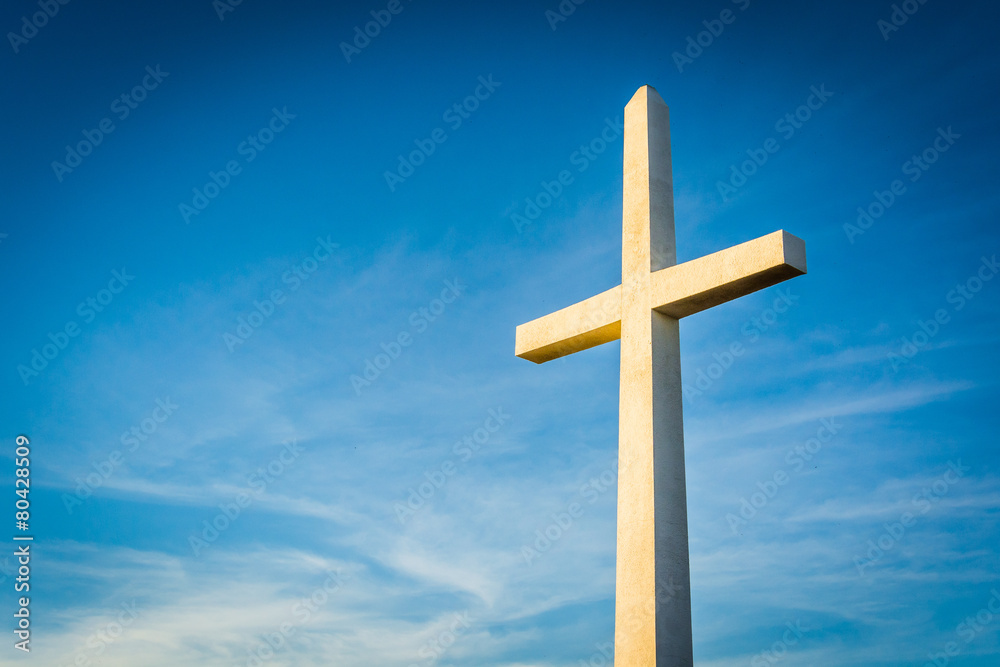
[[1, 0, 999, 664]]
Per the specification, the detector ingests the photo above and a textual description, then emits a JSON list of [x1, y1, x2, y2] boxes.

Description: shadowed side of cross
[[514, 85, 806, 666]]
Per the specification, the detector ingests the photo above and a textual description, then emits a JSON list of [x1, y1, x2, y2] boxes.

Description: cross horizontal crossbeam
[[515, 229, 806, 364]]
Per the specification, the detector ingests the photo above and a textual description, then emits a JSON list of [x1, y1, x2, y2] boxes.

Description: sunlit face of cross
[[515, 86, 807, 665]]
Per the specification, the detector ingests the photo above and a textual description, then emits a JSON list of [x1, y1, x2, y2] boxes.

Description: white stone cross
[[515, 85, 807, 665]]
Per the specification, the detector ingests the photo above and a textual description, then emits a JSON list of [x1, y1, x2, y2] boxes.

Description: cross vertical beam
[[616, 86, 693, 665]]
